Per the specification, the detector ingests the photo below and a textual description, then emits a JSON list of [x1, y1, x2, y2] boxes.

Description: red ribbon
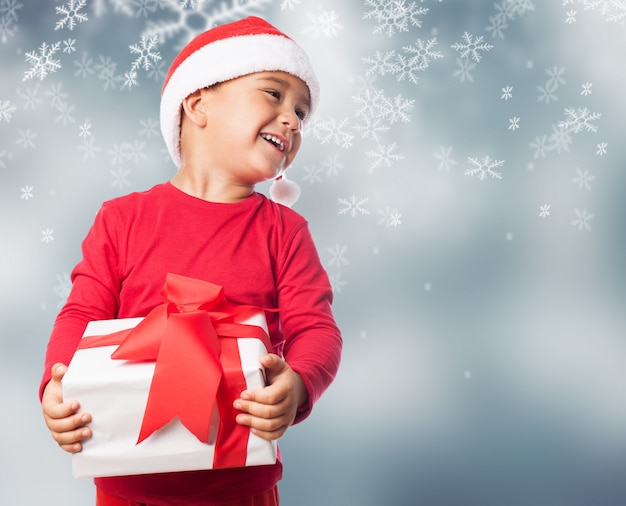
[[77, 273, 273, 468]]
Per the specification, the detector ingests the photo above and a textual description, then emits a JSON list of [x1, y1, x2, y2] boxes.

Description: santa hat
[[160, 16, 320, 206]]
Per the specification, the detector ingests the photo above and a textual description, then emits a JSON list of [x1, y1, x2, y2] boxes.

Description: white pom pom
[[269, 176, 301, 207]]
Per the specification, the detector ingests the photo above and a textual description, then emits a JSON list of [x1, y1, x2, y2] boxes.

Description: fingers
[[233, 357, 295, 441], [235, 409, 288, 441], [43, 362, 92, 453], [52, 418, 93, 453]]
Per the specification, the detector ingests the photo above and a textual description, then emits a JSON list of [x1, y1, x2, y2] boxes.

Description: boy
[[40, 16, 342, 506]]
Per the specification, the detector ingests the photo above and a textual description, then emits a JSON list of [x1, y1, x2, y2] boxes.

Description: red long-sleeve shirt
[[40, 182, 342, 505]]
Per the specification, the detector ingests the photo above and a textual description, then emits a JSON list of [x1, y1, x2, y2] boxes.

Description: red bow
[[79, 273, 272, 449]]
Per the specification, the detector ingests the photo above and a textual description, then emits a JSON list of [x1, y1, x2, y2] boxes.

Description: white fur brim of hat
[[160, 30, 320, 168]]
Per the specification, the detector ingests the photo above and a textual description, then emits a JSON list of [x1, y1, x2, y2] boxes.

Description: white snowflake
[[301, 9, 343, 38], [20, 185, 34, 200], [328, 271, 347, 294], [53, 272, 71, 308], [78, 120, 91, 138], [581, 82, 593, 96], [508, 116, 520, 131], [353, 115, 389, 143], [537, 82, 558, 104], [559, 107, 601, 133], [17, 83, 43, 110], [546, 66, 567, 88], [377, 206, 402, 227], [327, 244, 349, 270], [54, 101, 76, 126], [44, 81, 69, 109], [451, 32, 493, 63], [352, 88, 414, 127], [77, 136, 101, 161], [547, 123, 573, 154], [452, 57, 476, 83], [111, 167, 131, 189], [363, 0, 429, 37], [74, 52, 95, 78], [362, 39, 441, 84], [433, 146, 457, 172], [138, 117, 159, 139], [539, 204, 551, 218], [133, 0, 159, 17], [55, 0, 88, 31], [146, 58, 167, 82], [403, 37, 444, 69], [571, 208, 594, 231], [0, 149, 12, 169], [501, 85, 513, 100], [310, 117, 354, 148], [129, 35, 161, 71], [596, 141, 608, 155], [0, 99, 16, 122], [464, 156, 505, 180], [565, 9, 577, 22], [537, 66, 566, 104], [573, 0, 626, 23], [572, 168, 594, 190], [320, 153, 344, 178], [485, 0, 536, 39], [529, 134, 550, 159], [16, 128, 37, 149], [302, 164, 323, 184], [108, 142, 132, 165], [387, 94, 415, 124], [362, 50, 399, 77], [41, 228, 54, 243], [338, 196, 370, 217], [125, 139, 147, 163], [280, 0, 301, 10], [1, 0, 23, 43], [95, 55, 121, 91], [365, 143, 405, 172], [23, 42, 62, 81], [62, 38, 77, 54], [485, 13, 509, 39], [122, 69, 139, 89]]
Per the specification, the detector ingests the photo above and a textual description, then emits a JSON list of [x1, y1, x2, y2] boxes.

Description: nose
[[280, 107, 302, 133]]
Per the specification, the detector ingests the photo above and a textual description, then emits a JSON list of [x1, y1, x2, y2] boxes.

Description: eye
[[266, 90, 280, 100], [295, 108, 307, 121]]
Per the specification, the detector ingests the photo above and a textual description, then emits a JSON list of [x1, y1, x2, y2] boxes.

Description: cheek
[[288, 136, 303, 163]]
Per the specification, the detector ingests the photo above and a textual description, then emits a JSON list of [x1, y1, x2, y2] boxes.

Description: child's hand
[[42, 363, 92, 454], [233, 354, 308, 441]]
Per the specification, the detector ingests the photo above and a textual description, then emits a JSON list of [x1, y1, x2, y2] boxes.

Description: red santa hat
[[160, 17, 319, 206]]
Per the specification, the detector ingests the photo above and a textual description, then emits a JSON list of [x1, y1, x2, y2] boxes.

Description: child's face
[[198, 71, 311, 185]]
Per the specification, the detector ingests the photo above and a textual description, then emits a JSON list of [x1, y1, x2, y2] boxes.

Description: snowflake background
[[2, 1, 626, 504]]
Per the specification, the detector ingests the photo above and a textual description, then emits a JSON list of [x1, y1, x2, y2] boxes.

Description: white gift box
[[63, 313, 277, 478]]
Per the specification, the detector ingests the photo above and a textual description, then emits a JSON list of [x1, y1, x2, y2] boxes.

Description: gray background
[[1, 1, 625, 504]]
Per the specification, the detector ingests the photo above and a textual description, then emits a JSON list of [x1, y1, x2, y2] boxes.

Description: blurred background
[[1, 1, 626, 504]]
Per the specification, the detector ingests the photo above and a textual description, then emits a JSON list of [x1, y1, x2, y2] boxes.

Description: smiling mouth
[[260, 133, 286, 153]]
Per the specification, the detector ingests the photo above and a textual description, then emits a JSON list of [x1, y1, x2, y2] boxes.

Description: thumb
[[51, 362, 68, 383], [259, 354, 287, 381], [259, 353, 282, 369]]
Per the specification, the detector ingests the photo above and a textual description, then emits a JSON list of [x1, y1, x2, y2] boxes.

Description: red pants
[[95, 486, 279, 506]]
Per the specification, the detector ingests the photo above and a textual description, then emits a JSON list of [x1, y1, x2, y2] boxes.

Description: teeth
[[261, 133, 285, 152]]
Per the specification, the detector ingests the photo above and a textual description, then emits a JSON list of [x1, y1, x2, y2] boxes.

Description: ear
[[180, 89, 209, 127]]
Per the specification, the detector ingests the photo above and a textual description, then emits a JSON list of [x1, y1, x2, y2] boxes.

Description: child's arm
[[42, 363, 92, 454], [233, 354, 308, 441]]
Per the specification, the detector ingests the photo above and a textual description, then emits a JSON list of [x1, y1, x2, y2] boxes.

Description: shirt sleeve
[[275, 222, 342, 424], [39, 203, 122, 400]]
